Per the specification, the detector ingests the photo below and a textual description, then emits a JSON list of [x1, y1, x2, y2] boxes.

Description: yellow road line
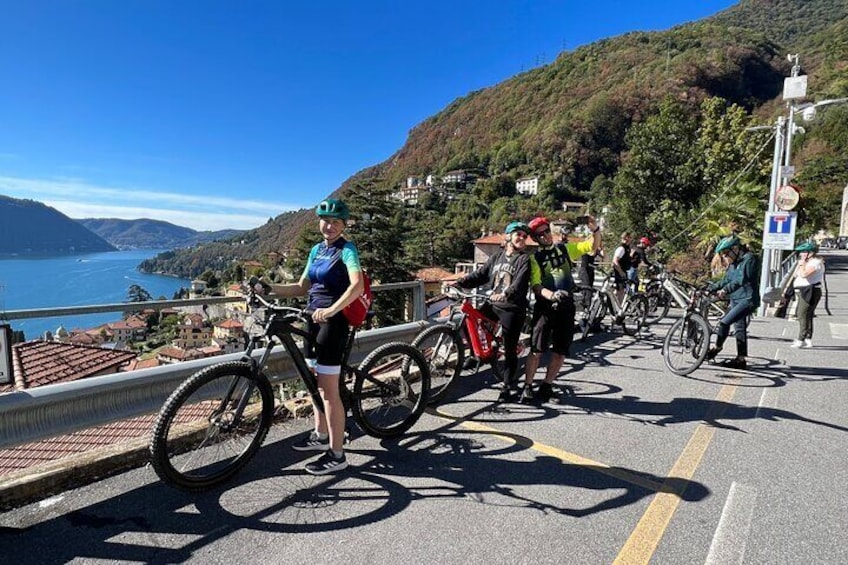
[[613, 383, 738, 565], [430, 381, 738, 565]]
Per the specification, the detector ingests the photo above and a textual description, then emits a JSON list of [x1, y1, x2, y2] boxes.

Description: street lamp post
[[756, 54, 848, 315]]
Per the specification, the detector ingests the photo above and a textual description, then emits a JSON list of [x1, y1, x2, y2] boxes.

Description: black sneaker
[[305, 451, 348, 475], [497, 387, 514, 403], [519, 384, 535, 404], [292, 432, 330, 452], [537, 382, 554, 403], [706, 347, 721, 361], [721, 357, 747, 370]]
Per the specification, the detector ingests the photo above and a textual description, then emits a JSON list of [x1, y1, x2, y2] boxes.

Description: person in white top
[[790, 241, 825, 348]]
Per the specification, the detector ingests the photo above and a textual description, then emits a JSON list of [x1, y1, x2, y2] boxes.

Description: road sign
[[775, 184, 800, 211], [762, 211, 797, 250], [783, 75, 808, 100]]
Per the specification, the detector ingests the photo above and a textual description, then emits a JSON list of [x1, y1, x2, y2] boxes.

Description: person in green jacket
[[706, 235, 760, 370]]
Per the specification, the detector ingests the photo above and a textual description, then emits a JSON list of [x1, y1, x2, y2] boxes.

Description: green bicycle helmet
[[715, 235, 740, 254], [795, 241, 817, 253], [316, 198, 350, 220], [505, 221, 530, 235]]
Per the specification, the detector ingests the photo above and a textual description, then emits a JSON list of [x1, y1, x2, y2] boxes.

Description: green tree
[[344, 180, 410, 324], [127, 284, 153, 302], [610, 97, 700, 237]]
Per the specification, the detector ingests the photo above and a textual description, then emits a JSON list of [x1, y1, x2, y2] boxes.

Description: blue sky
[[0, 0, 738, 231]]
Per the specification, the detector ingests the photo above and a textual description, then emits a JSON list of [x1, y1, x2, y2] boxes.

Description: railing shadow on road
[[0, 416, 711, 563]]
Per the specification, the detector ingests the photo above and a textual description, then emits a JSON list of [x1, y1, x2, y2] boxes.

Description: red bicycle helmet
[[528, 216, 549, 233], [639, 237, 651, 246]]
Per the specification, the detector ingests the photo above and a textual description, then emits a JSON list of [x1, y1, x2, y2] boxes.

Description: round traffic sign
[[775, 185, 800, 211]]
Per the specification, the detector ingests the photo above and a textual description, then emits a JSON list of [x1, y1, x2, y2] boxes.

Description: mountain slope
[[0, 196, 115, 256], [143, 0, 848, 278], [78, 218, 243, 250]]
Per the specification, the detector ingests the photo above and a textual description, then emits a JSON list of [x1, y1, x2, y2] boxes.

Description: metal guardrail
[[0, 280, 427, 450]]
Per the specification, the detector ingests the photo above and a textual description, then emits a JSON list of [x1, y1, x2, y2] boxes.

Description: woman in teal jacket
[[706, 235, 760, 370]]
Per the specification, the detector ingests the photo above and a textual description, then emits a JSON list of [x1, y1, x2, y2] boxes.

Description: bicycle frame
[[442, 287, 501, 363], [244, 295, 402, 415]]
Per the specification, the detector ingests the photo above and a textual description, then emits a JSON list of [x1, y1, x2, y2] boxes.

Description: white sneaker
[[802, 339, 813, 349], [790, 340, 803, 348]]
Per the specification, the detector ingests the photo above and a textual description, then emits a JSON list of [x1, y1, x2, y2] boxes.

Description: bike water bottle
[[477, 322, 489, 353]]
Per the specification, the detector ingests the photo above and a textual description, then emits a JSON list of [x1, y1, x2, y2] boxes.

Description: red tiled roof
[[215, 318, 243, 329], [415, 267, 461, 282], [123, 358, 161, 371], [0, 401, 218, 476], [1, 341, 137, 393]]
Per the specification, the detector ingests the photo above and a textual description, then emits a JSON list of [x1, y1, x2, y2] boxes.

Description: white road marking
[[829, 322, 848, 340], [755, 387, 777, 417], [705, 482, 758, 565]]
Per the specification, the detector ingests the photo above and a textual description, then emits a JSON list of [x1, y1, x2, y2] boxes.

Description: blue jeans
[[714, 300, 754, 357]]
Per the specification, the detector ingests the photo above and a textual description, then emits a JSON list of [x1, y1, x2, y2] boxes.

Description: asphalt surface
[[1, 250, 847, 564]]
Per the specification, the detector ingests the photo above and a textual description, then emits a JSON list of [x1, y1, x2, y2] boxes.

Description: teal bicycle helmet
[[505, 221, 530, 235], [715, 235, 740, 254], [795, 241, 817, 253], [316, 198, 350, 220]]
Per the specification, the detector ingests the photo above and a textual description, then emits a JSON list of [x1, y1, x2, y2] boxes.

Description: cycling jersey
[[530, 240, 594, 293], [302, 237, 362, 309]]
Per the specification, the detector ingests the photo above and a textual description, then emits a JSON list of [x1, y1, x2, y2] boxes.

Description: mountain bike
[[410, 286, 524, 404], [661, 286, 724, 375], [579, 269, 648, 341], [149, 289, 431, 491], [642, 264, 674, 324]]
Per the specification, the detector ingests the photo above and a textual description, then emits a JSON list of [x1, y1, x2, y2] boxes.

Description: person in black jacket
[[448, 221, 531, 402]]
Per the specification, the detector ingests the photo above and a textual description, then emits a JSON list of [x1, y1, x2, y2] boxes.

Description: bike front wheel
[[662, 314, 710, 375], [581, 292, 605, 341], [410, 323, 465, 404], [352, 342, 431, 438], [149, 361, 275, 491], [621, 294, 648, 336]]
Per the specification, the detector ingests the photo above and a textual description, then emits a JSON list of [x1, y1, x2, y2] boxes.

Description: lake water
[[0, 250, 191, 340]]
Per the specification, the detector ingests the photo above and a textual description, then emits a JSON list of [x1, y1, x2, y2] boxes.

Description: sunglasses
[[534, 229, 551, 236], [513, 232, 528, 239]]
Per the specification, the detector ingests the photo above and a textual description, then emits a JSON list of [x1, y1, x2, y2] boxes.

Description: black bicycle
[[149, 289, 431, 491]]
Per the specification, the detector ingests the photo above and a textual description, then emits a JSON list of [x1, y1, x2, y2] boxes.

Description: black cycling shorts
[[305, 313, 350, 370], [530, 298, 576, 356]]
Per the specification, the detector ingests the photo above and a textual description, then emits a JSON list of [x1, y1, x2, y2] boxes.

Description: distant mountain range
[[0, 196, 115, 256], [78, 218, 244, 250]]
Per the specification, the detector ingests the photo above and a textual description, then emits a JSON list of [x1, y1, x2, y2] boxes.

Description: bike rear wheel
[[149, 361, 275, 491], [410, 323, 464, 404], [662, 314, 710, 375], [352, 342, 431, 438], [645, 288, 671, 325], [621, 294, 648, 336]]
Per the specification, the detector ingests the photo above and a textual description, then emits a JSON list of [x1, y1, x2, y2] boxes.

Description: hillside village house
[[516, 176, 539, 196], [173, 313, 212, 349]]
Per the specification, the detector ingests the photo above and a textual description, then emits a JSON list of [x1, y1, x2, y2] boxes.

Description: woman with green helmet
[[261, 197, 361, 474], [446, 220, 532, 402], [705, 234, 760, 370], [789, 241, 825, 348]]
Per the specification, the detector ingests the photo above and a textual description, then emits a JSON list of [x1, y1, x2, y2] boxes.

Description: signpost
[[775, 184, 800, 211], [762, 211, 797, 250], [0, 324, 12, 386]]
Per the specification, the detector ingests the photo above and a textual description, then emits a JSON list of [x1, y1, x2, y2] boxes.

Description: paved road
[[2, 251, 847, 564]]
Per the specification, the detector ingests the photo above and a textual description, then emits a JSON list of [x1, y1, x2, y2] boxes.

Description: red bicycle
[[411, 286, 524, 404]]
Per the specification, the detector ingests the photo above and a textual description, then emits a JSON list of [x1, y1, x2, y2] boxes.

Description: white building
[[516, 176, 539, 196]]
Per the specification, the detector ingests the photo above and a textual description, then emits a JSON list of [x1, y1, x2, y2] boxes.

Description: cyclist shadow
[[361, 432, 709, 518], [558, 392, 848, 433]]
